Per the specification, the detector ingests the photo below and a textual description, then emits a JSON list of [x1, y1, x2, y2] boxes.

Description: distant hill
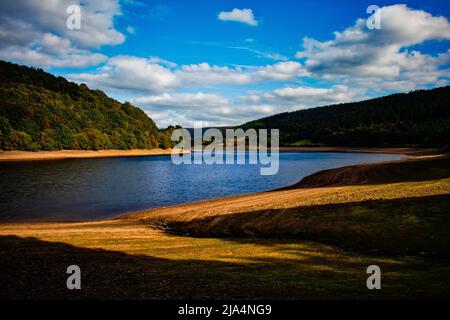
[[241, 86, 450, 147], [0, 60, 175, 151]]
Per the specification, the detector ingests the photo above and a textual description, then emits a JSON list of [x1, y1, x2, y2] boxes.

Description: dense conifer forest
[[242, 86, 450, 147]]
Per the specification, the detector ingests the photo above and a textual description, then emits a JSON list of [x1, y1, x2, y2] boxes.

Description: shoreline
[[117, 153, 433, 221], [0, 153, 442, 224], [0, 148, 446, 225], [0, 146, 439, 163], [2, 153, 447, 225], [0, 148, 413, 223], [0, 148, 443, 223], [0, 148, 189, 162]]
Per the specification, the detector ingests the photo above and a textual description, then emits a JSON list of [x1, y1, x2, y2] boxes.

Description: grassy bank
[[1, 155, 450, 299]]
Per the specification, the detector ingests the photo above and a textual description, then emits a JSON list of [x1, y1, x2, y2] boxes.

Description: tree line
[[241, 86, 450, 147]]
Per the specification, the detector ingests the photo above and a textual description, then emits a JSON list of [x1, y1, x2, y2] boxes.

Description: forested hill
[[0, 60, 175, 151], [242, 86, 450, 147]]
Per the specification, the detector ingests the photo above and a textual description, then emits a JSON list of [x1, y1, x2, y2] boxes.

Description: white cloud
[[0, 0, 125, 68], [295, 5, 450, 91], [134, 92, 229, 109], [133, 92, 236, 127], [134, 92, 234, 127], [131, 85, 362, 128], [177, 61, 308, 86], [68, 55, 179, 93], [218, 8, 258, 26], [69, 56, 309, 93], [1, 46, 107, 68], [240, 85, 363, 109]]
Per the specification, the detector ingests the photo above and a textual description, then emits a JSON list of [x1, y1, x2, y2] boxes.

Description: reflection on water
[[0, 152, 403, 221]]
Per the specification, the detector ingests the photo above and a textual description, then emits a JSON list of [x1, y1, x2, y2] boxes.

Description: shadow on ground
[[166, 194, 450, 257], [2, 234, 450, 299], [0, 235, 354, 299]]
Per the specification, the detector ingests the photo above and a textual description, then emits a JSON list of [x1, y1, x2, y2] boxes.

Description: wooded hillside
[[0, 60, 175, 151], [242, 86, 450, 147]]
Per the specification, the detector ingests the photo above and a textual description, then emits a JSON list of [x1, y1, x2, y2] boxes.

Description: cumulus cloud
[[134, 93, 275, 128], [218, 8, 258, 26], [0, 46, 107, 68], [178, 61, 308, 86], [295, 5, 450, 91], [134, 92, 230, 109], [240, 85, 364, 108], [69, 56, 309, 93], [133, 92, 234, 127], [0, 0, 125, 68], [131, 85, 362, 128], [68, 55, 179, 93]]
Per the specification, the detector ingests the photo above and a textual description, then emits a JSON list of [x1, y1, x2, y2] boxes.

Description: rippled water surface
[[0, 152, 403, 221]]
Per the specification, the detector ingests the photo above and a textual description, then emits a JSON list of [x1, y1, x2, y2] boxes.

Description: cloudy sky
[[1, 0, 449, 127]]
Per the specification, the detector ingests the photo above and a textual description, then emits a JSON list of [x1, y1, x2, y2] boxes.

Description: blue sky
[[112, 0, 449, 64], [0, 0, 449, 127]]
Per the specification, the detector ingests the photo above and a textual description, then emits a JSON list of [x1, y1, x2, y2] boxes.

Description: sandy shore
[[0, 148, 189, 162], [1, 146, 440, 163]]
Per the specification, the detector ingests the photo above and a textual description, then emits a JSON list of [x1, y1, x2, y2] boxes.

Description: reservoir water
[[0, 152, 403, 221]]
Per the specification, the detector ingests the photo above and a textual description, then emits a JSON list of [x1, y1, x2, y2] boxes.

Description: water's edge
[[0, 152, 405, 222]]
